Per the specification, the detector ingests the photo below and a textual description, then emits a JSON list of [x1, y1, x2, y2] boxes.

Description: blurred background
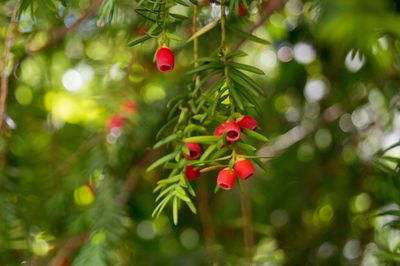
[[0, 0, 400, 265]]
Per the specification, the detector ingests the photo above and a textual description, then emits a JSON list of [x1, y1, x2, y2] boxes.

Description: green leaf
[[200, 144, 217, 161], [253, 158, 269, 175], [236, 142, 257, 152], [187, 20, 220, 42], [227, 24, 270, 44], [128, 35, 152, 46], [230, 68, 265, 96], [204, 78, 225, 98], [169, 13, 188, 20], [229, 73, 260, 97], [186, 63, 223, 75], [166, 32, 182, 41], [152, 193, 173, 218], [156, 116, 179, 140], [173, 197, 179, 225], [212, 89, 226, 115], [146, 152, 177, 172], [156, 185, 177, 202], [184, 136, 220, 144], [231, 62, 264, 75], [238, 155, 272, 159], [373, 210, 400, 217], [173, 0, 190, 6], [153, 133, 180, 149], [155, 175, 180, 187], [184, 124, 207, 134], [229, 86, 245, 111], [184, 198, 197, 214], [226, 50, 248, 59], [242, 128, 269, 142]]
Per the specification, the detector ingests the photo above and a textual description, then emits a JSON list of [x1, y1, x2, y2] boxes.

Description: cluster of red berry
[[184, 115, 258, 190], [106, 101, 138, 131]]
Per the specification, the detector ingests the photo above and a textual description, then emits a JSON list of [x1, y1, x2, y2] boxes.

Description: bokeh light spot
[[179, 228, 199, 249], [293, 42, 316, 64], [74, 185, 95, 206], [143, 83, 166, 104], [62, 69, 83, 92], [304, 78, 328, 102], [15, 86, 33, 106]]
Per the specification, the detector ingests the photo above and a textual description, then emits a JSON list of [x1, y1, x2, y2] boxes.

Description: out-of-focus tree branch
[[48, 148, 159, 265], [258, 103, 344, 158], [0, 0, 20, 131], [235, 0, 286, 50], [29, 0, 104, 53]]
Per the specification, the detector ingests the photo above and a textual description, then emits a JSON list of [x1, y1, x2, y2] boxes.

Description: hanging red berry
[[224, 122, 241, 142], [184, 142, 202, 160], [214, 122, 241, 142], [107, 115, 125, 130], [237, 115, 258, 131], [185, 165, 201, 180], [217, 168, 236, 190], [213, 123, 226, 136], [234, 159, 255, 180], [156, 46, 175, 72]]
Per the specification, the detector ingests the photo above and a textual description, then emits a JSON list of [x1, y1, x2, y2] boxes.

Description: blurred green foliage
[[0, 0, 400, 265]]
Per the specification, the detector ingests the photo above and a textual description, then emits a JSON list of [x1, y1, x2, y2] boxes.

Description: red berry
[[107, 115, 125, 130], [137, 26, 148, 36], [213, 123, 226, 136], [217, 168, 236, 190], [214, 122, 241, 142], [234, 159, 255, 180], [185, 165, 201, 180], [184, 142, 202, 160], [123, 101, 138, 113], [156, 47, 175, 72], [224, 122, 241, 142], [237, 115, 258, 130], [238, 4, 246, 16]]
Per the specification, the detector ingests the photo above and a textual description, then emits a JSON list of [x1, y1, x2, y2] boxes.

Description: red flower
[[234, 159, 255, 180], [237, 115, 258, 130], [185, 165, 201, 180], [214, 122, 241, 142], [122, 101, 138, 113], [107, 115, 125, 130], [217, 168, 236, 190], [184, 142, 202, 160], [156, 46, 175, 72]]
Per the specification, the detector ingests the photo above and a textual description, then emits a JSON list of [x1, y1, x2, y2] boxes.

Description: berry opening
[[190, 150, 199, 158], [227, 131, 239, 138], [219, 183, 229, 189], [160, 65, 172, 72]]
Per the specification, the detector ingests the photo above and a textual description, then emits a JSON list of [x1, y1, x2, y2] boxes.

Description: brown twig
[[29, 0, 104, 53], [0, 1, 20, 130]]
